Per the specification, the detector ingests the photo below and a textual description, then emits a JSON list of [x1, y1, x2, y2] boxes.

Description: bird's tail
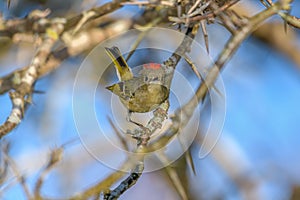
[[105, 46, 133, 81]]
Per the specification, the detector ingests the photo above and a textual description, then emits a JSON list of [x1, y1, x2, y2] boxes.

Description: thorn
[[284, 21, 288, 34], [212, 84, 224, 99], [185, 148, 196, 175], [200, 20, 209, 54], [33, 90, 45, 94], [7, 0, 11, 9], [177, 136, 196, 175], [61, 137, 80, 149], [184, 54, 204, 82]]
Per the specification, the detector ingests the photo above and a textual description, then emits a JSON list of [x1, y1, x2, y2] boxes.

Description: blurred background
[[0, 0, 300, 199]]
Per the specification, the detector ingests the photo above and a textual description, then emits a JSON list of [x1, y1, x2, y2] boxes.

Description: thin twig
[[0, 20, 132, 138], [34, 147, 64, 200], [3, 150, 32, 199], [0, 20, 65, 138]]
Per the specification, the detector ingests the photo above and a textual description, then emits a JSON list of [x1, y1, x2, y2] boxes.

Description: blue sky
[[1, 1, 300, 199]]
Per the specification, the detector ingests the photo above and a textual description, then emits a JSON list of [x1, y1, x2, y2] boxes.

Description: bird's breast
[[120, 84, 169, 113]]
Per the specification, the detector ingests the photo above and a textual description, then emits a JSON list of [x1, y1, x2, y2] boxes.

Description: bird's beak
[[106, 85, 114, 91]]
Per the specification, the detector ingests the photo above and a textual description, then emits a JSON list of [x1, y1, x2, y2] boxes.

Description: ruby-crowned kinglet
[[105, 46, 174, 113]]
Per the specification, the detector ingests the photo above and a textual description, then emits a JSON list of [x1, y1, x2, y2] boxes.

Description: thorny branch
[[103, 0, 295, 199], [0, 0, 299, 199], [0, 18, 65, 138]]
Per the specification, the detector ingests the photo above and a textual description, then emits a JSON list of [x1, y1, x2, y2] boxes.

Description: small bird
[[105, 46, 174, 116]]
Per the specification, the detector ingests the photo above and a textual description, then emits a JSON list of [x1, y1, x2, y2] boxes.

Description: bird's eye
[[119, 82, 124, 90]]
